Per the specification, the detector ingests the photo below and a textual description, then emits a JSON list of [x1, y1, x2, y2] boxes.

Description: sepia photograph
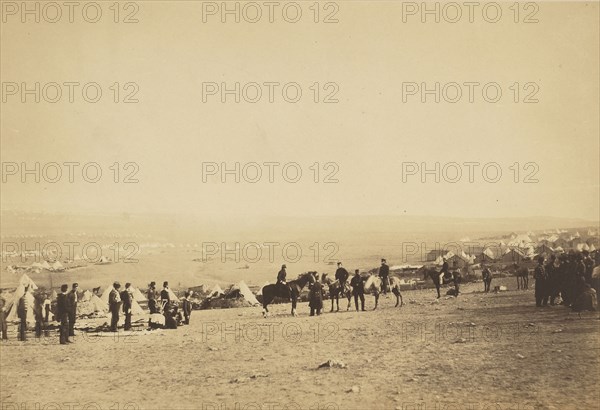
[[0, 1, 599, 409]]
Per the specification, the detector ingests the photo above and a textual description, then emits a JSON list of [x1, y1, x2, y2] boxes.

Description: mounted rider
[[276, 264, 289, 295], [335, 262, 350, 297], [439, 257, 449, 285], [379, 258, 390, 294]]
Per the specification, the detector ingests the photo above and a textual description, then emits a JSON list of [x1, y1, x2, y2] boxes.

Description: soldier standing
[[17, 285, 30, 341], [66, 283, 78, 338], [309, 277, 324, 316], [0, 289, 8, 340], [147, 282, 159, 314], [121, 283, 133, 331], [182, 291, 192, 324], [534, 256, 548, 307], [109, 282, 122, 332], [545, 255, 557, 305], [160, 281, 171, 311], [56, 284, 71, 344], [350, 269, 366, 311], [33, 292, 46, 338]]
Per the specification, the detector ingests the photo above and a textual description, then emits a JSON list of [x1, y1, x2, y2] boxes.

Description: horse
[[422, 266, 460, 298], [321, 273, 352, 312], [363, 275, 403, 309], [515, 264, 529, 290], [261, 272, 316, 317]]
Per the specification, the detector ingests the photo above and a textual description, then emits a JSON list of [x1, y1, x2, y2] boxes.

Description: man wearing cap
[[0, 289, 7, 340], [121, 283, 133, 331], [147, 282, 159, 314], [335, 262, 350, 297], [277, 264, 287, 285], [56, 284, 71, 344], [17, 285, 30, 341], [351, 269, 366, 311], [66, 283, 78, 337], [379, 259, 390, 295], [534, 256, 548, 307], [161, 281, 171, 311], [109, 282, 122, 332]]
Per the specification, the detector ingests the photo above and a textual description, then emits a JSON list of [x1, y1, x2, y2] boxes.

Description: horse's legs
[[436, 284, 441, 299], [336, 296, 340, 312], [330, 295, 334, 312], [346, 294, 351, 311], [373, 293, 379, 310]]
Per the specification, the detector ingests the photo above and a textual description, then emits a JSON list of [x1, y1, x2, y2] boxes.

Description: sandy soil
[[1, 277, 598, 410]]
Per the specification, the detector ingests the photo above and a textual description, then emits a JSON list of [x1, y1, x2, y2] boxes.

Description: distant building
[[500, 248, 527, 264]]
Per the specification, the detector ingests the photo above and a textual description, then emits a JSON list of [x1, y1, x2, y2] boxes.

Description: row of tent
[[4, 274, 267, 322]]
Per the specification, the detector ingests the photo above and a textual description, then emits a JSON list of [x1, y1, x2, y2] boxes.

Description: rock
[[553, 329, 563, 333], [516, 354, 525, 359], [452, 338, 468, 344], [347, 385, 360, 393], [318, 359, 347, 369], [208, 346, 219, 351]]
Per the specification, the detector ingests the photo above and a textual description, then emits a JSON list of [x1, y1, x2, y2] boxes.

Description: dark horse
[[422, 267, 460, 298], [321, 273, 351, 312], [261, 272, 315, 317], [514, 264, 529, 290]]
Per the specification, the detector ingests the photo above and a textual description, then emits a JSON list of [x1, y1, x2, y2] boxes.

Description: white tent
[[256, 281, 270, 296], [162, 287, 179, 302], [208, 284, 224, 298], [51, 261, 64, 271], [90, 294, 107, 313], [81, 290, 92, 302], [5, 274, 38, 323], [236, 281, 260, 306], [99, 284, 116, 305], [130, 286, 146, 301], [483, 248, 495, 259], [40, 260, 51, 270]]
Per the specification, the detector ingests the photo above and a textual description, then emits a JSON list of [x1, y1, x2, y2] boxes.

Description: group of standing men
[[533, 250, 598, 309]]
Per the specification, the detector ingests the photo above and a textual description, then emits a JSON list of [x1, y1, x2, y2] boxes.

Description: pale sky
[[1, 1, 598, 221]]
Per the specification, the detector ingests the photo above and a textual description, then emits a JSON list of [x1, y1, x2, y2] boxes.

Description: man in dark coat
[[0, 289, 7, 340], [33, 292, 46, 338], [534, 256, 548, 307], [56, 284, 71, 344], [147, 282, 159, 314], [309, 277, 324, 316], [482, 265, 492, 293], [545, 255, 558, 305], [351, 269, 366, 311], [17, 285, 30, 341], [379, 259, 390, 294], [182, 291, 192, 325], [276, 264, 289, 295], [335, 262, 349, 296], [66, 283, 78, 337], [108, 282, 122, 332], [277, 265, 287, 284], [160, 281, 171, 311], [121, 283, 133, 331]]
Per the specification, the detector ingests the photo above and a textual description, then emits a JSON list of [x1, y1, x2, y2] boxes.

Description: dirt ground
[[1, 277, 598, 410]]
